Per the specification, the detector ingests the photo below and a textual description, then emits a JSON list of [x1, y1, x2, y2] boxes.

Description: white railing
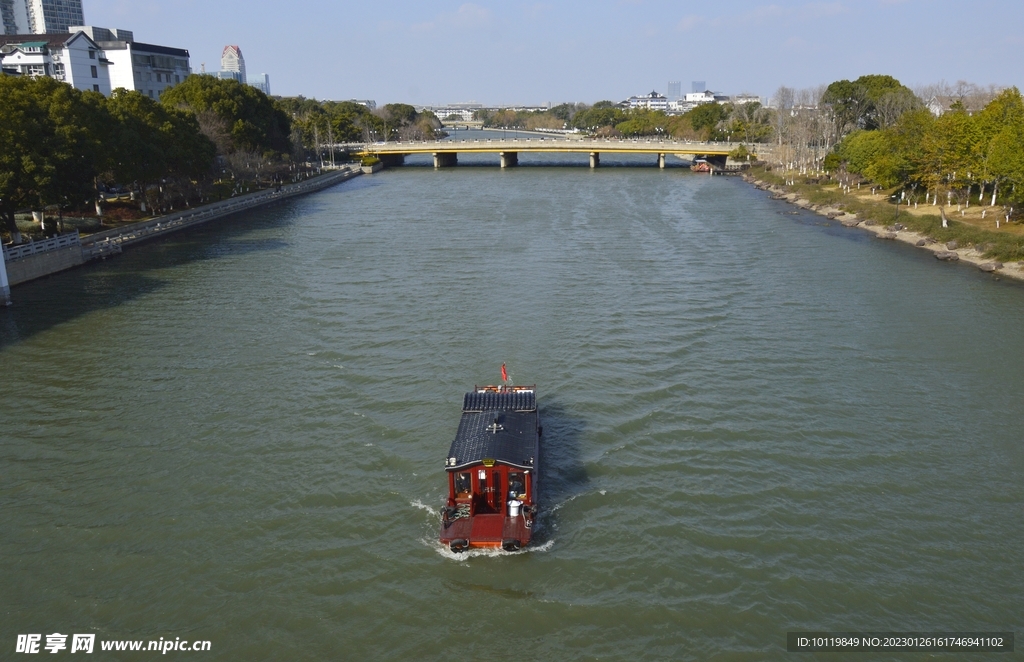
[[3, 230, 80, 261]]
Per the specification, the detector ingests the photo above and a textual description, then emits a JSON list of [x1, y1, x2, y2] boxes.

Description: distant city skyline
[[83, 0, 1023, 104]]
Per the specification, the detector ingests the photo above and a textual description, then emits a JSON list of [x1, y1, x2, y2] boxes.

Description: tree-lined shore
[[3, 72, 1024, 249], [0, 77, 445, 245]]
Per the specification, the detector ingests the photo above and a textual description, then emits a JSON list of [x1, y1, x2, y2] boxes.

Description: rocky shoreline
[[743, 174, 1024, 282]]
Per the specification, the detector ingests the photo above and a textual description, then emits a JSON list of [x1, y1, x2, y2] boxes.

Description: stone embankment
[[745, 174, 1024, 282]]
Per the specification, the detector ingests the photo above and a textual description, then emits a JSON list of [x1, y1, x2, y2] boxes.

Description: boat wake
[[426, 537, 555, 561], [411, 500, 554, 559], [410, 499, 440, 518]]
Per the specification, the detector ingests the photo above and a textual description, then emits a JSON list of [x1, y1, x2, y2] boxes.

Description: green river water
[[2, 150, 1022, 660]]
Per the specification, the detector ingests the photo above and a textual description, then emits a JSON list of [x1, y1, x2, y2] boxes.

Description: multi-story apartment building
[[73, 26, 191, 99], [1, 0, 84, 34], [0, 30, 111, 93], [0, 25, 190, 99]]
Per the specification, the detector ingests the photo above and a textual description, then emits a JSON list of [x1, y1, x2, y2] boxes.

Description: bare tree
[[195, 110, 232, 155], [875, 89, 920, 128], [772, 86, 794, 146]]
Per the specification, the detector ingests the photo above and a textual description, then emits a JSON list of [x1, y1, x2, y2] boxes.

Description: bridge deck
[[356, 139, 752, 157]]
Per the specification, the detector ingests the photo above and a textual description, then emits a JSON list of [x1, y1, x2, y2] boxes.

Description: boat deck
[[441, 514, 531, 548]]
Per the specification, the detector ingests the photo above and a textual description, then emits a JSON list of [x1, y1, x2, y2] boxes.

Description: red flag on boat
[[501, 363, 508, 381]]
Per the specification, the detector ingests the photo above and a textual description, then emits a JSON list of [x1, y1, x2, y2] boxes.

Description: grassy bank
[[752, 167, 1024, 263]]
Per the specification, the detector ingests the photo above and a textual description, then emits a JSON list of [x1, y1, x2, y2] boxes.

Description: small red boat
[[439, 385, 541, 552]]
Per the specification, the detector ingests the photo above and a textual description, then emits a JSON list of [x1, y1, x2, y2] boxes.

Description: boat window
[[454, 472, 471, 496], [508, 472, 524, 499]]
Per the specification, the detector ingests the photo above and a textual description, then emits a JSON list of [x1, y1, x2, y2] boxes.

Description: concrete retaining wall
[[6, 245, 85, 285]]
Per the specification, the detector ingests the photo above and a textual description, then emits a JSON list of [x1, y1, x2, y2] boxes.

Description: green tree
[[615, 108, 667, 137], [687, 103, 728, 138], [837, 130, 890, 175], [822, 74, 918, 137], [919, 108, 983, 207], [866, 108, 934, 188], [975, 88, 1024, 204], [161, 75, 291, 156], [39, 80, 108, 221], [0, 77, 54, 241], [572, 105, 625, 131], [105, 89, 214, 195]]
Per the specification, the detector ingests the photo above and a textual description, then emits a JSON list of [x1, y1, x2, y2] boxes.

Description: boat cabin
[[440, 386, 540, 552]]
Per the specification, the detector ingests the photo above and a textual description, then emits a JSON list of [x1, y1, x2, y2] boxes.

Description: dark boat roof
[[446, 390, 538, 471]]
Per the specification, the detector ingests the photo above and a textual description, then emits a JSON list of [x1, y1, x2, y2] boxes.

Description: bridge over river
[[353, 138, 760, 169]]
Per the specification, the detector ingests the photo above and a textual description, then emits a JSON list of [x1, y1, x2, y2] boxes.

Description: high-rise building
[[220, 44, 245, 84], [668, 81, 681, 101], [692, 80, 706, 94], [249, 72, 270, 95], [1, 0, 29, 35], [2, 0, 84, 35]]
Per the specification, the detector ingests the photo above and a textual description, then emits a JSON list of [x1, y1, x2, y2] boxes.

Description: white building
[[732, 93, 763, 105], [72, 26, 190, 100], [432, 107, 477, 122], [684, 90, 716, 105], [627, 90, 668, 111], [0, 31, 111, 94], [1, 0, 83, 35]]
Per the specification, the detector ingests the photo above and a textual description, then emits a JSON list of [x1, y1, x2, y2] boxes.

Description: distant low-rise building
[[432, 107, 476, 122], [0, 30, 111, 94], [732, 93, 763, 105], [627, 90, 668, 111], [684, 90, 715, 105]]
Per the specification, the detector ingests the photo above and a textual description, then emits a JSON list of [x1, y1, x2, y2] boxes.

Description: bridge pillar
[[433, 152, 458, 168], [658, 153, 666, 169], [500, 152, 518, 168], [379, 153, 405, 168], [0, 244, 11, 306], [590, 152, 600, 168]]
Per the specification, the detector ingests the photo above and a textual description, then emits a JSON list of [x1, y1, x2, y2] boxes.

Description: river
[[2, 150, 1021, 659]]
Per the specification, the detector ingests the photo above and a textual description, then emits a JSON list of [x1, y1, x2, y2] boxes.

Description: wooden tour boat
[[439, 383, 541, 552], [691, 158, 711, 173]]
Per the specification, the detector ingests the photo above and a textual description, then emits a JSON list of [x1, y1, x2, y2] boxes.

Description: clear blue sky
[[86, 0, 1023, 105]]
